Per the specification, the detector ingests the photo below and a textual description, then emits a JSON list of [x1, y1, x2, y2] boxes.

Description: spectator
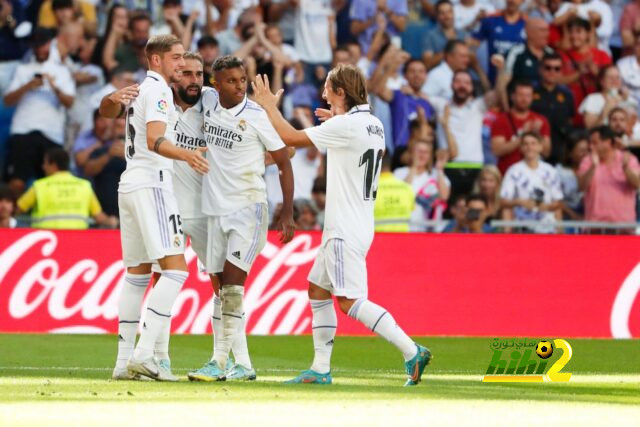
[[394, 140, 450, 231], [72, 109, 113, 176], [267, 0, 297, 44], [155, 0, 201, 49], [431, 69, 497, 199], [553, 0, 613, 52], [491, 80, 551, 175], [617, 31, 640, 115], [16, 148, 117, 229], [49, 21, 84, 70], [216, 8, 260, 56], [578, 125, 640, 223], [471, 0, 526, 83], [197, 35, 220, 87], [374, 154, 415, 232], [608, 107, 640, 154], [294, 198, 320, 230], [556, 130, 588, 219], [0, 0, 29, 70], [91, 4, 128, 69], [498, 17, 553, 103], [349, 0, 408, 54], [454, 0, 495, 33], [559, 17, 612, 119], [38, 0, 97, 35], [423, 39, 471, 100], [372, 54, 435, 151], [293, 0, 336, 85], [0, 184, 17, 228], [83, 117, 126, 216], [442, 193, 492, 233], [89, 68, 137, 112], [421, 0, 466, 70], [310, 176, 326, 228], [3, 29, 75, 196], [580, 65, 637, 129], [620, 0, 640, 55], [391, 116, 435, 170], [473, 165, 503, 220], [103, 11, 151, 74], [500, 131, 563, 233], [530, 51, 575, 164]]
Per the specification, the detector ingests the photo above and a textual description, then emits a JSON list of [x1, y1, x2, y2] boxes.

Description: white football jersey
[[119, 70, 175, 194], [201, 92, 286, 216], [304, 104, 385, 254], [167, 89, 208, 219]]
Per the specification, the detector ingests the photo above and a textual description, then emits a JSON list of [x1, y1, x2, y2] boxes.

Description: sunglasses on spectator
[[543, 65, 562, 71]]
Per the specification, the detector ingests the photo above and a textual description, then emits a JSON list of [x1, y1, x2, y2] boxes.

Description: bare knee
[[308, 282, 332, 300], [336, 297, 355, 315], [157, 254, 187, 272]]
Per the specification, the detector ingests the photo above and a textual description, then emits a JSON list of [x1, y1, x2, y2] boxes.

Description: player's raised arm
[[251, 74, 313, 148], [99, 84, 140, 118], [146, 121, 209, 174]]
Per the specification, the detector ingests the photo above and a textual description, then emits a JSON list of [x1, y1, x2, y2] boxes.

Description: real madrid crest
[[174, 235, 181, 248], [237, 119, 247, 132]]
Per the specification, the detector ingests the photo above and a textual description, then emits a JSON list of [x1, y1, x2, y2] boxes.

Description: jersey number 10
[[359, 149, 383, 201]]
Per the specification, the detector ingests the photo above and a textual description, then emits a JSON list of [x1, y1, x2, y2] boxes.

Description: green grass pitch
[[1, 334, 639, 426]]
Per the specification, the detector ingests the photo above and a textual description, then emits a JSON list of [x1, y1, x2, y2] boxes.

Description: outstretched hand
[[187, 147, 209, 175], [251, 74, 283, 111], [109, 84, 140, 107]]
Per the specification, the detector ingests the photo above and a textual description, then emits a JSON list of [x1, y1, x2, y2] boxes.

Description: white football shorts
[[119, 187, 185, 267], [308, 238, 368, 299], [183, 216, 208, 264], [206, 203, 268, 274]]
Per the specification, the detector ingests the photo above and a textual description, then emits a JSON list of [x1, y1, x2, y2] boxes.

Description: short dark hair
[[510, 78, 534, 95], [520, 131, 542, 143], [52, 0, 73, 10], [45, 148, 70, 171], [567, 17, 591, 32], [402, 58, 425, 75], [444, 39, 465, 56], [129, 11, 151, 30], [562, 129, 589, 166], [0, 184, 15, 203], [453, 69, 472, 81], [162, 0, 181, 7], [589, 125, 616, 142], [212, 55, 244, 72], [541, 51, 563, 64], [197, 35, 218, 49], [435, 0, 452, 13], [312, 177, 326, 194]]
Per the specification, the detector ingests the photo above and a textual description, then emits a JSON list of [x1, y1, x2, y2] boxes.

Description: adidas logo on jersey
[[205, 110, 210, 117], [232, 251, 241, 259]]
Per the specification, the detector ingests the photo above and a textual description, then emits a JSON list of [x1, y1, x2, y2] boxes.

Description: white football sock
[[309, 299, 337, 374], [213, 285, 243, 368], [348, 299, 417, 361], [116, 273, 150, 369], [231, 313, 251, 369], [154, 319, 171, 362], [210, 294, 222, 362], [133, 270, 187, 360]]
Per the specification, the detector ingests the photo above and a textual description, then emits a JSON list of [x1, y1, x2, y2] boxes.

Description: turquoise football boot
[[284, 369, 332, 385], [187, 360, 227, 382], [225, 363, 257, 381], [404, 344, 432, 386]]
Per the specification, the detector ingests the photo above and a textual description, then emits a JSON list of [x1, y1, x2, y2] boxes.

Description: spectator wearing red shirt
[[559, 18, 611, 121], [578, 125, 640, 223], [491, 80, 551, 175], [620, 0, 640, 56]]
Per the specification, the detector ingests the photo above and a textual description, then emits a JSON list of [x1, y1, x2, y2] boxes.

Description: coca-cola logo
[[0, 230, 319, 334]]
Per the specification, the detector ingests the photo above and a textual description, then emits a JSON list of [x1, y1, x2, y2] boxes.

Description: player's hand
[[109, 84, 139, 107], [276, 211, 296, 244], [251, 74, 282, 111], [187, 147, 209, 174], [314, 108, 333, 122]]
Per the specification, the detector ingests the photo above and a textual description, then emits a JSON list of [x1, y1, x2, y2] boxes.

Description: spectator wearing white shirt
[[500, 131, 563, 233], [617, 32, 640, 116], [293, 0, 336, 85], [3, 29, 75, 196], [432, 70, 498, 200], [454, 0, 495, 33], [423, 39, 471, 100], [393, 140, 451, 231]]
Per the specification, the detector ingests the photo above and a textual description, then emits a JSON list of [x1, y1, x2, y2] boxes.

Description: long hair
[[326, 64, 368, 111], [473, 165, 503, 208]]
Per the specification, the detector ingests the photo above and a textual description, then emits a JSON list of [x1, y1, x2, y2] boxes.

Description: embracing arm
[[270, 147, 296, 243], [146, 121, 209, 173]]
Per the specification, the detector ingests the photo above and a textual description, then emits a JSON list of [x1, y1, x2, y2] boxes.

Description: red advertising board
[[0, 229, 638, 338]]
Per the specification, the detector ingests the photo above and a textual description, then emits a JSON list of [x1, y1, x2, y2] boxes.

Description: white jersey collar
[[218, 95, 248, 116], [348, 104, 371, 114], [146, 70, 168, 86]]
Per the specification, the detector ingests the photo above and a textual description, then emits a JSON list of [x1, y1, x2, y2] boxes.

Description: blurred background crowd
[[2, 0, 640, 234]]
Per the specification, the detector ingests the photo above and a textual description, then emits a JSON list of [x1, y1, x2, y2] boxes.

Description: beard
[[178, 84, 202, 105], [452, 89, 470, 104]]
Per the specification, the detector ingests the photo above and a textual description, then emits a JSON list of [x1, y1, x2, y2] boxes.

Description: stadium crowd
[[1, 0, 640, 234]]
